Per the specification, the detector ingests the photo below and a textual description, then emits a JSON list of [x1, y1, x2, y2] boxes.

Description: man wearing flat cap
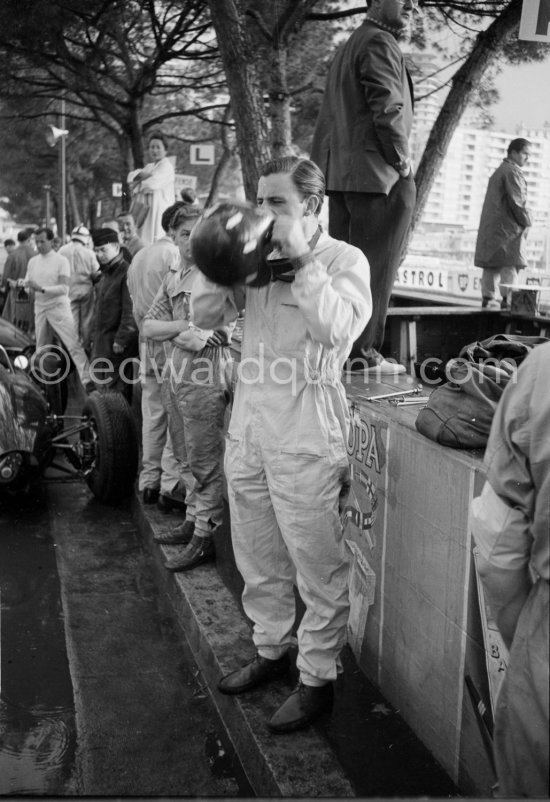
[[91, 228, 138, 400]]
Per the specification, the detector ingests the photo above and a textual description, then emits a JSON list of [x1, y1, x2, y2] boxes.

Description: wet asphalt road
[[0, 489, 75, 794], [0, 482, 251, 796]]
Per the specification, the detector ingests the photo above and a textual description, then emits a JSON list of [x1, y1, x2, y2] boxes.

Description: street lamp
[[46, 100, 69, 241], [43, 185, 52, 227]]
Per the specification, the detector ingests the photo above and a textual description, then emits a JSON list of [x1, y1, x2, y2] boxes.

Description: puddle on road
[[0, 699, 74, 794], [0, 497, 77, 794]]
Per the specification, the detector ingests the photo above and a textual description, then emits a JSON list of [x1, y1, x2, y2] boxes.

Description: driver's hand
[[271, 214, 309, 259]]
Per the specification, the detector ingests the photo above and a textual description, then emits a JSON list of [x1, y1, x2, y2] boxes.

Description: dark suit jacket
[[311, 20, 414, 196], [93, 253, 138, 359]]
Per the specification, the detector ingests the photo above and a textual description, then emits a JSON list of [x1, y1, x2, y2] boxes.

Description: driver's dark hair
[[35, 227, 55, 240], [508, 138, 530, 155], [260, 156, 325, 215]]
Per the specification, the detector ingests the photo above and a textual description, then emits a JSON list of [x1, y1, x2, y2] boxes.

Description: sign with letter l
[[519, 0, 550, 41], [190, 145, 215, 165]]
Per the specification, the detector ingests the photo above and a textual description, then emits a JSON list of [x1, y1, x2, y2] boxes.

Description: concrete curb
[[132, 496, 355, 798]]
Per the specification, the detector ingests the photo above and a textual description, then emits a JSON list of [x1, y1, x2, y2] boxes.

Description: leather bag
[[415, 333, 548, 449]]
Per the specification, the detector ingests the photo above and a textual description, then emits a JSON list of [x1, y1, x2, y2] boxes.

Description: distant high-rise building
[[405, 52, 550, 270]]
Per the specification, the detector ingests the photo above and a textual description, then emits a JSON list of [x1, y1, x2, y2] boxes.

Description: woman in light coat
[[128, 132, 176, 245]]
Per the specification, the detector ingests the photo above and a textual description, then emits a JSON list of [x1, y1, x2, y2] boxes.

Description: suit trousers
[[480, 266, 518, 303], [328, 175, 416, 359]]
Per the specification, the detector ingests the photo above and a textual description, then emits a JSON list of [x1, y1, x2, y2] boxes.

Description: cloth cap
[[71, 224, 90, 245], [91, 228, 120, 247]]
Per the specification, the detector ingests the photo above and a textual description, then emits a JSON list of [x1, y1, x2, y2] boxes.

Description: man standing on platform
[[474, 138, 532, 310], [311, 0, 417, 374]]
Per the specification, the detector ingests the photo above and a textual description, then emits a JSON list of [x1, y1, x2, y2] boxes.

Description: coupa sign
[[343, 407, 387, 550]]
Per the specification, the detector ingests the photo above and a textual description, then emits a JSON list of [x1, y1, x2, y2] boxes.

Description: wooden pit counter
[[343, 371, 497, 795]]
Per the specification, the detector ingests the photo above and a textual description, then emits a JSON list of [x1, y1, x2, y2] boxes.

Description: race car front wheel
[[81, 391, 138, 504]]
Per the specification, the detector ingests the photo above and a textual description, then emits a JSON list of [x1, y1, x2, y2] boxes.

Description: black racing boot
[[267, 681, 334, 733], [218, 653, 290, 695]]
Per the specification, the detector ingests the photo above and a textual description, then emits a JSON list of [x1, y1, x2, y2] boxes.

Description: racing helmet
[[190, 200, 274, 287]]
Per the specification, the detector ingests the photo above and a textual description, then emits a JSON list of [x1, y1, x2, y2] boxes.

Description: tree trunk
[[269, 46, 293, 156], [207, 0, 271, 200], [127, 102, 145, 169], [206, 105, 236, 206], [206, 148, 234, 207], [119, 135, 134, 212], [412, 0, 523, 234]]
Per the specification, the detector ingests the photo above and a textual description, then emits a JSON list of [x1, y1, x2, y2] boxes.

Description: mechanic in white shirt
[[23, 227, 92, 388]]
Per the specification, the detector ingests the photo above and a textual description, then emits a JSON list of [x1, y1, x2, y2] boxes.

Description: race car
[[0, 318, 138, 504]]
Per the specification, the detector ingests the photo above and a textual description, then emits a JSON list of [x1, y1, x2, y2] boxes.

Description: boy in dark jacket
[[90, 228, 138, 401]]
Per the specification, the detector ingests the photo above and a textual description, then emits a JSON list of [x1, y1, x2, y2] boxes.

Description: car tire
[[81, 391, 138, 504]]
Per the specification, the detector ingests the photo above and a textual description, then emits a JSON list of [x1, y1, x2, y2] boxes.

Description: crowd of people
[[0, 0, 546, 792]]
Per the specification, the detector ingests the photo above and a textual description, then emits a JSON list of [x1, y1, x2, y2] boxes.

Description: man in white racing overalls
[[191, 156, 372, 733]]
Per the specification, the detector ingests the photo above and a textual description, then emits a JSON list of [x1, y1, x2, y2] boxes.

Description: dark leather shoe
[[218, 653, 290, 695], [164, 534, 214, 572], [154, 520, 195, 546], [267, 682, 333, 733], [142, 487, 160, 504], [157, 492, 187, 513]]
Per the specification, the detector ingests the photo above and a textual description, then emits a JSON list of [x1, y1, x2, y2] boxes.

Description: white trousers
[[139, 369, 181, 494], [35, 301, 91, 385], [225, 435, 351, 685], [70, 292, 95, 352]]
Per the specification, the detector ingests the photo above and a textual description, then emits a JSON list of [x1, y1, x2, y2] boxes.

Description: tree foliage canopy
[[0, 0, 221, 166], [0, 0, 547, 225]]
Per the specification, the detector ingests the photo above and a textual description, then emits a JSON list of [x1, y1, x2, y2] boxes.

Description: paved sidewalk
[[132, 496, 355, 798], [133, 495, 457, 798]]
